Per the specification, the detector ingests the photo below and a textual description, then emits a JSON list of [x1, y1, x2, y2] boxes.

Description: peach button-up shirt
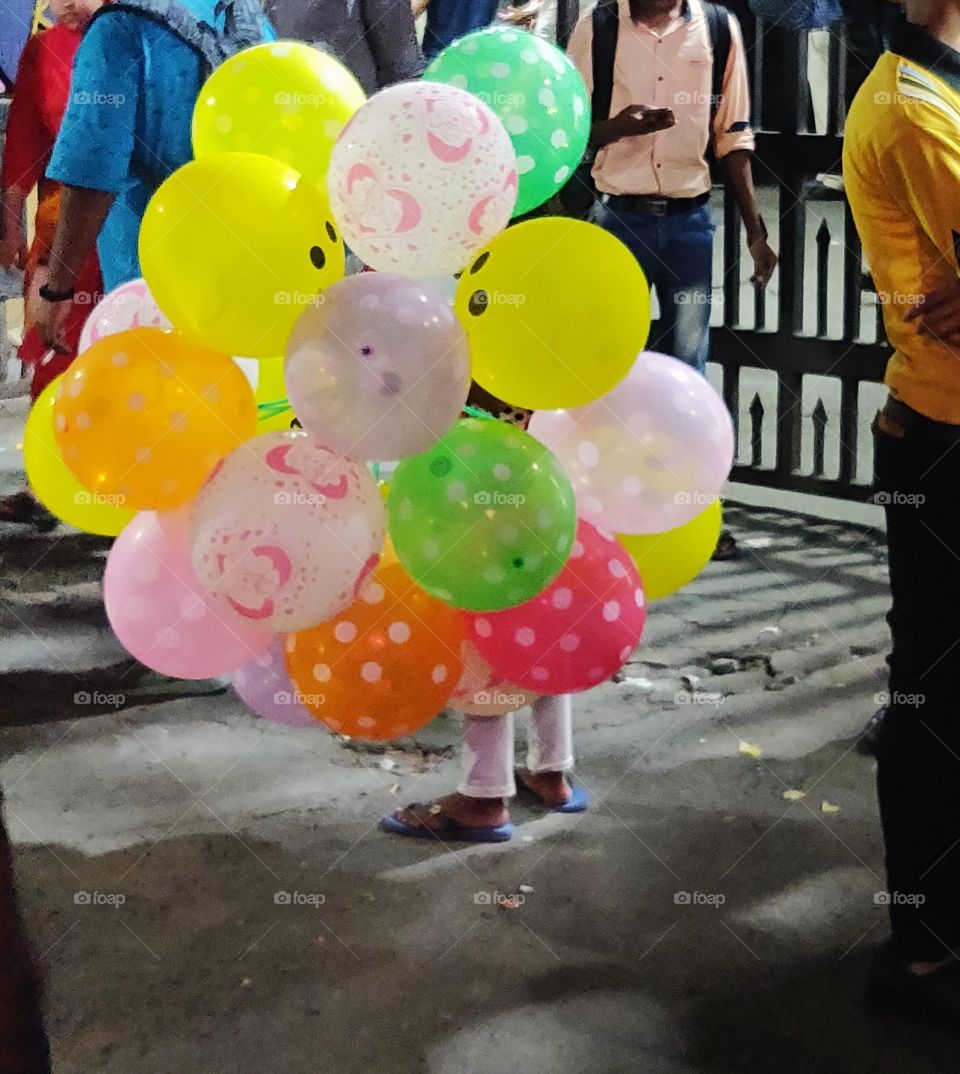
[[567, 0, 756, 197]]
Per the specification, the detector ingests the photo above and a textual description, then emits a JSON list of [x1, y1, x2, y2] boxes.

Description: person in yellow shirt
[[844, 0, 960, 1023]]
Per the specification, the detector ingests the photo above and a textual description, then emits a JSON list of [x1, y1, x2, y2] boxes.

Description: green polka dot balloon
[[387, 418, 577, 611], [423, 27, 591, 217]]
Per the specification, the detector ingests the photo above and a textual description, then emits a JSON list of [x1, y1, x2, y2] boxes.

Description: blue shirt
[[422, 0, 498, 61], [48, 2, 273, 291]]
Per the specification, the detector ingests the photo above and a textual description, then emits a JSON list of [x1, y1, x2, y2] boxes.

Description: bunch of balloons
[[26, 27, 734, 744]]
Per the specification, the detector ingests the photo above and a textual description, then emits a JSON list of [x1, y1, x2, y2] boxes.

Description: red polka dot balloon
[[466, 520, 646, 694], [284, 561, 464, 740]]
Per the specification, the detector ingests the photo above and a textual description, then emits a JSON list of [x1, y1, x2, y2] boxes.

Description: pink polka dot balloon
[[190, 430, 385, 633], [467, 520, 646, 694], [78, 278, 171, 354], [104, 508, 272, 679], [327, 81, 518, 276]]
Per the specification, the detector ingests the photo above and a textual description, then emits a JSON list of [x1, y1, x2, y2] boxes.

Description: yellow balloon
[[455, 217, 650, 410], [257, 355, 286, 401], [192, 41, 365, 185], [139, 153, 345, 357], [618, 500, 722, 601], [24, 378, 136, 536], [254, 356, 296, 432]]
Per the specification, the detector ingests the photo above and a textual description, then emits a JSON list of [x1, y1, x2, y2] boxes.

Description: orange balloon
[[53, 328, 256, 511], [285, 561, 464, 741]]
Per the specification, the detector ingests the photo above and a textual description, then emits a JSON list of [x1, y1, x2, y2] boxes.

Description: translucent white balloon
[[78, 277, 171, 353], [328, 81, 517, 276], [285, 273, 470, 461], [528, 352, 735, 535], [190, 430, 386, 632]]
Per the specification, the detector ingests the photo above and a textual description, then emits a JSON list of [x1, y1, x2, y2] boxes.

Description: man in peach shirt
[[568, 0, 776, 372]]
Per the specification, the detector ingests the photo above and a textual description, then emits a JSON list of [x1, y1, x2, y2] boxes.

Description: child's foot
[[388, 793, 510, 833], [516, 769, 589, 813], [517, 769, 572, 808]]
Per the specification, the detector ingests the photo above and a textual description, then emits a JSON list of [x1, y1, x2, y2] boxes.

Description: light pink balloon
[[104, 509, 272, 679], [190, 430, 386, 632], [285, 273, 470, 462], [328, 81, 517, 276], [528, 352, 734, 535], [78, 277, 171, 354]]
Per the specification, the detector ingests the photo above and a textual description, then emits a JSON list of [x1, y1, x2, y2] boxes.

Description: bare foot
[[391, 793, 509, 832], [518, 769, 572, 808]]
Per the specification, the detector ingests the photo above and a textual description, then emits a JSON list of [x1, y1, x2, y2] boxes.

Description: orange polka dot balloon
[[284, 561, 464, 741], [53, 327, 256, 511]]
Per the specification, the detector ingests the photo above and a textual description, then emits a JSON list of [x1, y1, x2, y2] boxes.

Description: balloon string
[[257, 398, 292, 418], [372, 462, 381, 482], [463, 404, 497, 421]]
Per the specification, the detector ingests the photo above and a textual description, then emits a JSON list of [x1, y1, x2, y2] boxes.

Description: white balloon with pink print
[[327, 81, 518, 277], [190, 430, 385, 633]]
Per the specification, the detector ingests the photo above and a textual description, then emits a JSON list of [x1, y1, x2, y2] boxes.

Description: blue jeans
[[593, 200, 715, 373]]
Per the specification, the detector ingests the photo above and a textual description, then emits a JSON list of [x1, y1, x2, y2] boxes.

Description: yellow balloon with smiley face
[[140, 153, 344, 358], [454, 217, 650, 410]]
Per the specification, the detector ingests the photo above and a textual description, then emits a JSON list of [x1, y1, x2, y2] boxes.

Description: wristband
[[38, 283, 75, 302]]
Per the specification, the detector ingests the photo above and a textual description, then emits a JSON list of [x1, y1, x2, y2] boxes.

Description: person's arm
[[411, 0, 429, 17], [0, 189, 27, 271], [723, 149, 777, 285], [713, 14, 777, 286], [35, 186, 113, 348], [566, 12, 675, 150], [35, 13, 141, 346], [591, 105, 676, 149], [0, 38, 48, 269], [363, 0, 425, 86], [884, 116, 960, 342]]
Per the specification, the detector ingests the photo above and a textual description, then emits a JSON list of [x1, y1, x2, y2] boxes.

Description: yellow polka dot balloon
[[192, 41, 366, 185], [285, 561, 464, 741], [53, 328, 256, 511]]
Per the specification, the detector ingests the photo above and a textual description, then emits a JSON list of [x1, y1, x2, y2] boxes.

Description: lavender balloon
[[231, 639, 318, 727], [528, 352, 734, 535], [285, 273, 471, 462]]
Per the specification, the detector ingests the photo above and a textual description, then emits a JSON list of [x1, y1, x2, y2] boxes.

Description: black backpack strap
[[702, 1, 731, 128], [216, 0, 266, 52], [591, 0, 620, 124]]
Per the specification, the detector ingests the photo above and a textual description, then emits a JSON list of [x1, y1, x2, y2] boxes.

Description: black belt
[[881, 395, 960, 447], [603, 191, 710, 217]]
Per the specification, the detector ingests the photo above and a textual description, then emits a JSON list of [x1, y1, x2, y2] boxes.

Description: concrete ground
[[3, 400, 957, 1074]]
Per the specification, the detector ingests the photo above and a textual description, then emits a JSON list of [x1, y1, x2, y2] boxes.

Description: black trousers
[[0, 795, 50, 1074], [875, 405, 960, 960]]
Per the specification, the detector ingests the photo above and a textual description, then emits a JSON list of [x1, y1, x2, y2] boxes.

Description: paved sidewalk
[[2, 490, 949, 1074]]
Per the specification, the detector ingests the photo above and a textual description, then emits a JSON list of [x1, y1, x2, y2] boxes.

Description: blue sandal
[[515, 772, 589, 814], [381, 802, 515, 843]]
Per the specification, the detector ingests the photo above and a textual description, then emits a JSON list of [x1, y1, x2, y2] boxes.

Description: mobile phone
[[645, 108, 675, 124]]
